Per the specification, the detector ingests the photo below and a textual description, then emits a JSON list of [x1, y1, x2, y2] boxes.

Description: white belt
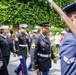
[[37, 53, 51, 58], [19, 44, 27, 47]]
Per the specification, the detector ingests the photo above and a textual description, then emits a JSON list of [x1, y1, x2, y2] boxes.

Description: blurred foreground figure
[[60, 2, 76, 75]]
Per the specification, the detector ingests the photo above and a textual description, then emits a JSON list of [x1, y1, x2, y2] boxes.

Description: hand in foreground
[[53, 58, 57, 64], [34, 69, 39, 74]]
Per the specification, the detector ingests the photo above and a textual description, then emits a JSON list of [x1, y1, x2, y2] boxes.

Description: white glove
[[18, 55, 23, 59], [48, 0, 53, 2]]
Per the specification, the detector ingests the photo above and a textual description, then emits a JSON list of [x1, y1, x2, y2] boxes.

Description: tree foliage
[[0, 0, 75, 28]]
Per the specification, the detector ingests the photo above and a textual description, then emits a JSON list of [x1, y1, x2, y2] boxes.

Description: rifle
[[48, 0, 76, 38]]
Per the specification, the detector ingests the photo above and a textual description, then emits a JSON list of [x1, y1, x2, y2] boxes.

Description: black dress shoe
[[16, 73, 20, 75], [17, 73, 20, 75], [14, 70, 20, 75], [28, 69, 33, 72]]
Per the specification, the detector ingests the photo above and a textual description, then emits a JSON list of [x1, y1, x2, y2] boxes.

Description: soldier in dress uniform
[[0, 25, 15, 75], [29, 29, 38, 49], [14, 24, 29, 75], [30, 22, 57, 75], [60, 2, 76, 75], [28, 29, 38, 71]]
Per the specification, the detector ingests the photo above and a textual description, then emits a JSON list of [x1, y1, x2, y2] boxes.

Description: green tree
[[0, 0, 75, 28]]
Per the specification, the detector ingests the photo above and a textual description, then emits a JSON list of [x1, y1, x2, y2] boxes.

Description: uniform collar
[[0, 34, 7, 38], [40, 32, 48, 38]]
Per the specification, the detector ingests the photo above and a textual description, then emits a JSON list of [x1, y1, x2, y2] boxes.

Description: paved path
[[8, 54, 61, 75]]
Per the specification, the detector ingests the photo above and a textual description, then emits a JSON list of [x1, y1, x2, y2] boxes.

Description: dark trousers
[[0, 56, 10, 75], [27, 61, 32, 70], [37, 71, 48, 75]]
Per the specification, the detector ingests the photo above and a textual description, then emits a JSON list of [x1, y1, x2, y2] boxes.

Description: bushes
[[0, 0, 75, 29]]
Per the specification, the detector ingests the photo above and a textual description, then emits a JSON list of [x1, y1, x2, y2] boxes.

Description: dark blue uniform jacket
[[15, 33, 29, 56], [30, 33, 55, 71], [0, 35, 14, 56]]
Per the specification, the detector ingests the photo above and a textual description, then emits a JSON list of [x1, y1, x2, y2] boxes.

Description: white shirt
[[54, 35, 60, 44]]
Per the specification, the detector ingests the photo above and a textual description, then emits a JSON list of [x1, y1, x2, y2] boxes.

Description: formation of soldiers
[[0, 1, 76, 75], [0, 22, 57, 75]]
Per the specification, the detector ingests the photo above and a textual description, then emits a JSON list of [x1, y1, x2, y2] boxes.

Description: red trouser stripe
[[20, 59, 24, 75]]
